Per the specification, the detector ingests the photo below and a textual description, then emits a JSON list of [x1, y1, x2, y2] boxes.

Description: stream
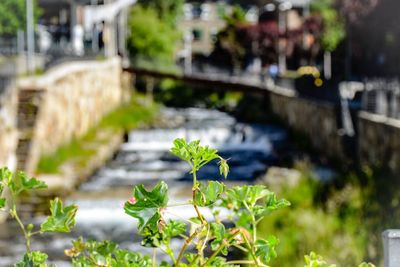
[[0, 107, 290, 266]]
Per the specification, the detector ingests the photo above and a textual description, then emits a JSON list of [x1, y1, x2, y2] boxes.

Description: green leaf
[[69, 239, 152, 266], [65, 237, 86, 258], [255, 193, 291, 217], [8, 171, 47, 195], [185, 253, 200, 266], [255, 236, 279, 264], [358, 263, 375, 267], [170, 138, 223, 173], [124, 181, 168, 233], [226, 185, 270, 209], [0, 167, 12, 184], [18, 172, 47, 191], [40, 198, 78, 233], [164, 219, 186, 239], [15, 251, 49, 267], [219, 158, 229, 178], [194, 181, 225, 207], [0, 198, 5, 209], [304, 252, 337, 267], [210, 223, 227, 254]]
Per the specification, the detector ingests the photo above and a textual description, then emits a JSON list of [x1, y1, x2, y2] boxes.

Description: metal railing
[[383, 229, 400, 267], [361, 79, 400, 119]]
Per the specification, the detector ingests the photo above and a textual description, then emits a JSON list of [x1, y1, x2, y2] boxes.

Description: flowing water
[[0, 107, 289, 266]]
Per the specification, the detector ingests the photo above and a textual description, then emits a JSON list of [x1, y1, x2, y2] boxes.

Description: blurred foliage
[[153, 78, 243, 111], [37, 96, 158, 174], [127, 5, 180, 62], [0, 0, 41, 35], [223, 5, 247, 26], [210, 5, 248, 71], [311, 0, 346, 52], [137, 0, 183, 27], [258, 162, 400, 267], [131, 56, 181, 74], [258, 163, 368, 266]]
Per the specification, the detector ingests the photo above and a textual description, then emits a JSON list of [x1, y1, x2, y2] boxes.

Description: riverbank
[[33, 95, 159, 197], [256, 162, 400, 267]]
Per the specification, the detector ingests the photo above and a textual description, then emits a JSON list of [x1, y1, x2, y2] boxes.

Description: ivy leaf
[[124, 181, 168, 233], [255, 235, 279, 264], [194, 181, 225, 207], [15, 251, 49, 267], [40, 198, 78, 233]]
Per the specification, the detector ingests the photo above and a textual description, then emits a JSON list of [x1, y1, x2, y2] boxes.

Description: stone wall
[[358, 111, 400, 172], [269, 86, 346, 161], [17, 57, 126, 174], [0, 77, 18, 170]]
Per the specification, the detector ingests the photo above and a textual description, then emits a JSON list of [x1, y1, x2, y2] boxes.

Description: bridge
[[123, 66, 273, 95]]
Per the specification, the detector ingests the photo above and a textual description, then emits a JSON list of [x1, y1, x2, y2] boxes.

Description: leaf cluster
[[0, 0, 41, 35], [311, 0, 346, 51], [66, 238, 152, 267], [0, 139, 377, 266], [127, 5, 180, 62], [170, 138, 229, 180], [0, 167, 77, 266]]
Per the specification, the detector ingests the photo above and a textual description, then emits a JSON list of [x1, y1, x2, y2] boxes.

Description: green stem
[[241, 231, 260, 267], [188, 254, 200, 267], [10, 193, 31, 253], [193, 203, 206, 225], [167, 202, 192, 208], [202, 229, 241, 267], [175, 227, 201, 267], [243, 202, 257, 241], [191, 168, 206, 225], [233, 244, 249, 253], [165, 210, 201, 226], [162, 244, 176, 263], [152, 248, 157, 267], [192, 167, 197, 188]]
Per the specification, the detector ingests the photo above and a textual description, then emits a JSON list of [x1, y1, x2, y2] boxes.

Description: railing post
[[383, 230, 400, 267]]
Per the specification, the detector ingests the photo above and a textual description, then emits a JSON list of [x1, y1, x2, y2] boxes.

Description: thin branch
[[201, 229, 241, 267], [175, 227, 201, 267]]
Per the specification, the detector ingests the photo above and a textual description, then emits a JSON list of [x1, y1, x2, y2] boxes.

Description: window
[[192, 28, 203, 41]]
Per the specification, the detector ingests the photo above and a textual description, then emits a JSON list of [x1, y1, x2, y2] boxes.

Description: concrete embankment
[[16, 57, 129, 176]]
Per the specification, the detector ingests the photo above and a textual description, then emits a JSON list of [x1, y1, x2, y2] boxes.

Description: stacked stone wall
[[269, 87, 346, 161], [17, 57, 125, 174]]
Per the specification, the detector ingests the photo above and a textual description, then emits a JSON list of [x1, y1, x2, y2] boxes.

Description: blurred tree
[[336, 0, 379, 24], [230, 0, 272, 8], [311, 0, 345, 52], [212, 5, 247, 72], [349, 0, 398, 77], [127, 6, 179, 61], [0, 0, 41, 36], [137, 0, 183, 26], [223, 5, 246, 26]]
